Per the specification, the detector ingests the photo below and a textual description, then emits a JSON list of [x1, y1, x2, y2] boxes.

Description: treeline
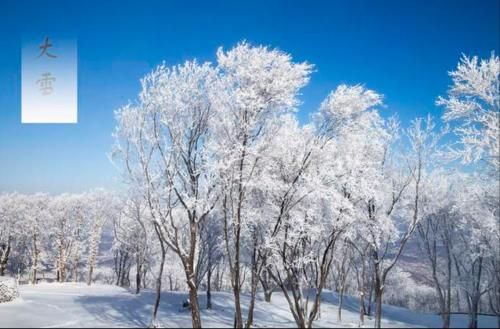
[[0, 190, 117, 285]]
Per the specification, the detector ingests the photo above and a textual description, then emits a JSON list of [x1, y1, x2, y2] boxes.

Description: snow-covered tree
[[22, 193, 50, 285], [49, 193, 89, 283], [195, 214, 223, 310], [257, 115, 343, 329], [415, 170, 460, 328], [316, 84, 409, 329], [86, 190, 117, 286], [0, 193, 24, 276], [437, 53, 500, 328], [437, 53, 499, 174], [113, 194, 151, 293], [210, 42, 313, 328], [112, 59, 221, 328], [451, 177, 499, 328]]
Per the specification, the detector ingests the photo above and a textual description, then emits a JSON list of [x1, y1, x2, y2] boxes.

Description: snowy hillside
[[0, 283, 496, 328]]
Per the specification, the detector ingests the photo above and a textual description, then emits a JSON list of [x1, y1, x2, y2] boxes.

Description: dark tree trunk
[[443, 245, 452, 329], [260, 269, 274, 303], [357, 254, 367, 326], [72, 255, 79, 283], [374, 288, 383, 329], [338, 285, 345, 322], [142, 267, 147, 289], [359, 290, 365, 326], [373, 267, 384, 329], [468, 305, 478, 329], [57, 244, 65, 282], [468, 257, 484, 329], [264, 290, 272, 303], [86, 265, 93, 286], [246, 232, 260, 328], [232, 136, 247, 329], [32, 233, 39, 285], [442, 312, 450, 328], [206, 266, 212, 310], [233, 281, 243, 328], [367, 274, 374, 316], [150, 226, 166, 328], [245, 273, 258, 328], [115, 252, 122, 286], [136, 262, 142, 294], [0, 239, 11, 276], [168, 274, 173, 291], [187, 277, 202, 328]]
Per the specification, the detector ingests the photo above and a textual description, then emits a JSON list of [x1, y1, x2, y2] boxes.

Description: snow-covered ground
[[0, 283, 496, 328]]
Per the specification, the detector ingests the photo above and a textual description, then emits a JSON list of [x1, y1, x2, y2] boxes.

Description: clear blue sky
[[0, 0, 498, 193]]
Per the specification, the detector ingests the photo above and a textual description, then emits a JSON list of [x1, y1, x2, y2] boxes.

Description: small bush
[[0, 277, 20, 303]]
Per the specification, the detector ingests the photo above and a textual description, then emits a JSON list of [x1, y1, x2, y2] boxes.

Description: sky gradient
[[0, 0, 499, 193]]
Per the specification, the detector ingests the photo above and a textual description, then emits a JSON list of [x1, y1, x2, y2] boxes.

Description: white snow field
[[0, 283, 496, 328]]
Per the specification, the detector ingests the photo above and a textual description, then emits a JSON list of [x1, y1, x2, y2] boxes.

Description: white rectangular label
[[22, 36, 77, 123]]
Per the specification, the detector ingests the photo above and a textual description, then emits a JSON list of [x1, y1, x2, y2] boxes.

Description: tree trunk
[[468, 305, 478, 329], [233, 282, 243, 328], [468, 257, 483, 329], [367, 275, 374, 316], [374, 284, 383, 328], [119, 253, 130, 287], [338, 284, 345, 322], [232, 136, 247, 329], [207, 266, 212, 310], [0, 238, 11, 276], [189, 283, 201, 328], [443, 246, 452, 329], [60, 263, 66, 282], [72, 256, 79, 282], [357, 255, 367, 326], [87, 265, 94, 286], [260, 269, 273, 303], [317, 298, 321, 320], [359, 291, 365, 326], [442, 312, 450, 329], [296, 313, 308, 329], [32, 234, 39, 285], [150, 235, 166, 328], [441, 266, 451, 329], [246, 233, 259, 328], [0, 261, 7, 276], [246, 277, 258, 328], [136, 262, 142, 294], [57, 244, 64, 282], [264, 290, 272, 303], [467, 294, 480, 329], [115, 252, 122, 286], [231, 226, 243, 328]]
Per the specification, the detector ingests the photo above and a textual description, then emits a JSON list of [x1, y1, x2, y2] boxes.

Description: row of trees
[[0, 190, 117, 286], [110, 43, 499, 329]]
